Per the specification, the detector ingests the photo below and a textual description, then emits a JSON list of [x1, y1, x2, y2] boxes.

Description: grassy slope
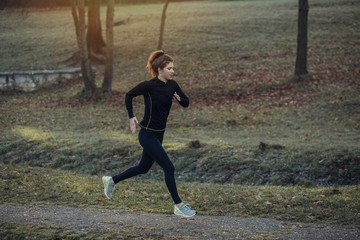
[[0, 0, 359, 225], [1, 163, 359, 225]]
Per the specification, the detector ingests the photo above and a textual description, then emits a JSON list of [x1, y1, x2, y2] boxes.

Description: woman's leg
[[139, 133, 182, 205], [112, 151, 154, 184], [112, 129, 154, 184]]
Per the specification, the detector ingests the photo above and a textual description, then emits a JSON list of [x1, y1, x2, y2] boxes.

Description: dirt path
[[1, 203, 359, 239]]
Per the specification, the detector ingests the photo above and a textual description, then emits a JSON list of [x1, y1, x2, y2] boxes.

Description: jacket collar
[[154, 77, 168, 85]]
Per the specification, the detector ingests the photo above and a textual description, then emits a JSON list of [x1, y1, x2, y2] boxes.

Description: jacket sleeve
[[125, 81, 148, 118], [174, 81, 189, 108]]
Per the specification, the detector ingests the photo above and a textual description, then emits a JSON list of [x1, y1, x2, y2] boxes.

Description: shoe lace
[[182, 204, 192, 211]]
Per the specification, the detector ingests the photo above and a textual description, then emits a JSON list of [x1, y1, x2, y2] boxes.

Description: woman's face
[[158, 62, 174, 81]]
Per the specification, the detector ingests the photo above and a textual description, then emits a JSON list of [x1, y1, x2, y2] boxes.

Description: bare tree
[[71, 1, 80, 41], [87, 0, 106, 62], [102, 0, 115, 92], [295, 0, 309, 77], [72, 0, 97, 97], [158, 0, 170, 50]]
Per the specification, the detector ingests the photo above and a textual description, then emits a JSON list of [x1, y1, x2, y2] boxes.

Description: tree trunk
[[157, 0, 170, 50], [74, 0, 97, 97], [71, 1, 79, 39], [102, 0, 114, 92], [295, 0, 309, 76], [87, 0, 106, 56]]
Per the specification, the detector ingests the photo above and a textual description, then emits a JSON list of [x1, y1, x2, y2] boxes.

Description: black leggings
[[112, 128, 182, 204]]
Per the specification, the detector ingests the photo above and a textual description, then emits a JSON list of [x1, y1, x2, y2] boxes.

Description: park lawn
[[1, 85, 358, 186], [1, 163, 359, 225]]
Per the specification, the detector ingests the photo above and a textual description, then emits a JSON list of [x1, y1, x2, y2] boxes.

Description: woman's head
[[147, 50, 174, 77]]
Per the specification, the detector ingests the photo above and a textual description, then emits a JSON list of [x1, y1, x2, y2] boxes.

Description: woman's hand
[[174, 92, 181, 102], [129, 117, 139, 133]]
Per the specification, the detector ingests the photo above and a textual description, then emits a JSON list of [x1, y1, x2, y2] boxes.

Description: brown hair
[[146, 50, 173, 77]]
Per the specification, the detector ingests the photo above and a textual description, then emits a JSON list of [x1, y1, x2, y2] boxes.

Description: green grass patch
[[1, 163, 359, 225], [1, 87, 358, 185]]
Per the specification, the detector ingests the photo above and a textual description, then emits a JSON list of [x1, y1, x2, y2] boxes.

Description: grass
[[1, 89, 358, 185], [0, 0, 359, 229], [1, 163, 359, 225]]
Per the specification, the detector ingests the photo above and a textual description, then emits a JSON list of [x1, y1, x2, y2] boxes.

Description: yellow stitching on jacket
[[138, 92, 166, 132], [138, 123, 165, 132]]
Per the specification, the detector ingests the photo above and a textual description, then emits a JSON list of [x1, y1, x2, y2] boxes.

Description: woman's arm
[[125, 81, 148, 133], [125, 81, 148, 119], [174, 82, 189, 107]]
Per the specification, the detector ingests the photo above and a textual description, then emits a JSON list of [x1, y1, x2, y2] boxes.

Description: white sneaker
[[102, 176, 115, 199], [174, 204, 196, 217]]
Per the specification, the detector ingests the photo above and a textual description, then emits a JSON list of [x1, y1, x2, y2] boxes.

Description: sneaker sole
[[102, 176, 112, 199], [174, 211, 196, 218]]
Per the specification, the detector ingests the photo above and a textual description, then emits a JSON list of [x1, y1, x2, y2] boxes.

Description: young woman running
[[102, 50, 196, 217]]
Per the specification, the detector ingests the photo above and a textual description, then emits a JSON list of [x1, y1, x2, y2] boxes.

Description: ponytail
[[147, 50, 173, 77]]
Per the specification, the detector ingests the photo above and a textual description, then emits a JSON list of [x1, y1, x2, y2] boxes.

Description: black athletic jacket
[[125, 77, 189, 131]]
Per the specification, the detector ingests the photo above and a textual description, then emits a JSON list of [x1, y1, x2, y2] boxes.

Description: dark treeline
[[0, 0, 199, 9], [0, 0, 71, 8]]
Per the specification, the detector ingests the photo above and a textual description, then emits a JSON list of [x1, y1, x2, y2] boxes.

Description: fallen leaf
[[332, 188, 341, 194]]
